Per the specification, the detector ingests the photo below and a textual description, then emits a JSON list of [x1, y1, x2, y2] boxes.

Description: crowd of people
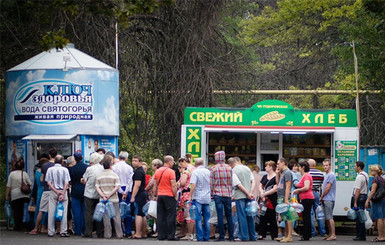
[[5, 148, 385, 242]]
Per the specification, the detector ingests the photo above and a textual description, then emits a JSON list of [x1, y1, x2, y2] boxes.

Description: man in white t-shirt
[[351, 161, 369, 241]]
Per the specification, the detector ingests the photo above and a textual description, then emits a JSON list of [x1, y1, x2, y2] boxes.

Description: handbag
[[148, 200, 157, 218], [371, 177, 385, 202], [21, 171, 31, 195]]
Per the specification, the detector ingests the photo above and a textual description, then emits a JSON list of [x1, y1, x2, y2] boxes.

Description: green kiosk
[[181, 100, 359, 218]]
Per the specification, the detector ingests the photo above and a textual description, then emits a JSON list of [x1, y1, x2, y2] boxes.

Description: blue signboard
[[6, 69, 119, 136]]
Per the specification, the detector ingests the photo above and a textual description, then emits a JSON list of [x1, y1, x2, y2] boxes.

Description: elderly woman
[[6, 159, 32, 231], [365, 165, 385, 242], [293, 161, 314, 241]]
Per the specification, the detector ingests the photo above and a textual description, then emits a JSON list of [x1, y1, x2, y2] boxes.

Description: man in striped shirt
[[210, 151, 234, 242], [308, 159, 326, 237], [95, 155, 123, 239]]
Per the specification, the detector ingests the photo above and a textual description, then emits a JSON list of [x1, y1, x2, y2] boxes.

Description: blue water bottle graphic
[[105, 200, 116, 218], [189, 201, 197, 220], [5, 200, 12, 219], [93, 201, 106, 222]]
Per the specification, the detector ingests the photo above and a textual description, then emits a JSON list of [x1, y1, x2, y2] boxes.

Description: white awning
[[203, 126, 335, 133], [22, 135, 77, 140]]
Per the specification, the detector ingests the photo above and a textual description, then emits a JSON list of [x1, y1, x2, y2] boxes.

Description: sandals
[[29, 229, 38, 235], [280, 237, 293, 243], [326, 236, 337, 241], [372, 238, 385, 242]]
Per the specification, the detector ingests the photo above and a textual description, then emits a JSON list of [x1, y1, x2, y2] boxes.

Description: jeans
[[118, 191, 133, 235], [351, 195, 367, 239], [311, 191, 326, 236], [157, 195, 177, 240], [194, 201, 210, 241], [214, 195, 234, 240], [302, 199, 315, 240], [235, 199, 257, 241], [71, 197, 85, 235]]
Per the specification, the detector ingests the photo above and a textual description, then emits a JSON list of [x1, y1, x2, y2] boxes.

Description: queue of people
[[5, 149, 385, 242]]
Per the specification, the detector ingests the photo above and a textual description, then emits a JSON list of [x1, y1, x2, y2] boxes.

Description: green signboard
[[184, 100, 357, 127], [334, 140, 358, 181], [185, 126, 202, 161]]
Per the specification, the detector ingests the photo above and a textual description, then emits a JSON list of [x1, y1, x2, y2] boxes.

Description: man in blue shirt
[[320, 159, 337, 241], [189, 158, 211, 241]]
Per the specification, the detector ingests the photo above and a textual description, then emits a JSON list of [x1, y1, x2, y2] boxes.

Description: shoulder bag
[[371, 177, 385, 202], [21, 171, 31, 195]]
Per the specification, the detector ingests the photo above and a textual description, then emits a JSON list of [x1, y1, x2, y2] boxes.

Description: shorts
[[39, 191, 50, 212], [135, 191, 148, 217], [371, 199, 385, 220], [323, 201, 335, 220]]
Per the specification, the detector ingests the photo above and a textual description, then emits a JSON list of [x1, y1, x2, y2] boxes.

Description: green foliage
[[40, 29, 70, 51]]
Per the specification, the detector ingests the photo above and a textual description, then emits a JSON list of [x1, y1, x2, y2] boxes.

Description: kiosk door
[[257, 133, 282, 170]]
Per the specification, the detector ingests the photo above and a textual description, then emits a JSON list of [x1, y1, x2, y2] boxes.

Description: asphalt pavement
[[0, 228, 381, 245]]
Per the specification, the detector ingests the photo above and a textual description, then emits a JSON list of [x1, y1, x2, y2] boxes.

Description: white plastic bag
[[365, 210, 373, 229], [148, 200, 157, 218]]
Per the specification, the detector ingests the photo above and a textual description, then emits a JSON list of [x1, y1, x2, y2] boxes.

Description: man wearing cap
[[81, 152, 104, 238], [68, 151, 88, 236], [210, 151, 234, 242]]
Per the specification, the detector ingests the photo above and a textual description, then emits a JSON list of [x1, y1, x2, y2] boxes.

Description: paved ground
[[0, 229, 381, 245]]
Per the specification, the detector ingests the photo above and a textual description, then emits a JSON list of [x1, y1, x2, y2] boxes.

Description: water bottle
[[105, 200, 116, 218], [119, 201, 128, 218], [246, 200, 258, 217], [316, 205, 325, 220], [357, 208, 367, 223], [189, 201, 197, 220], [93, 201, 106, 222], [291, 202, 304, 213], [275, 203, 289, 214], [4, 201, 12, 218], [347, 208, 357, 220], [259, 202, 267, 216], [142, 202, 150, 217], [55, 201, 64, 221], [22, 202, 29, 223]]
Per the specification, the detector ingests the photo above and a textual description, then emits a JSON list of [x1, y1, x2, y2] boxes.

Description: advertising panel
[[82, 135, 118, 163], [334, 140, 358, 181], [6, 69, 119, 136], [6, 137, 27, 176]]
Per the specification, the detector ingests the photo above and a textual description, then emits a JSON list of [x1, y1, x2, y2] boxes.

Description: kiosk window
[[208, 132, 256, 166], [37, 142, 73, 160]]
